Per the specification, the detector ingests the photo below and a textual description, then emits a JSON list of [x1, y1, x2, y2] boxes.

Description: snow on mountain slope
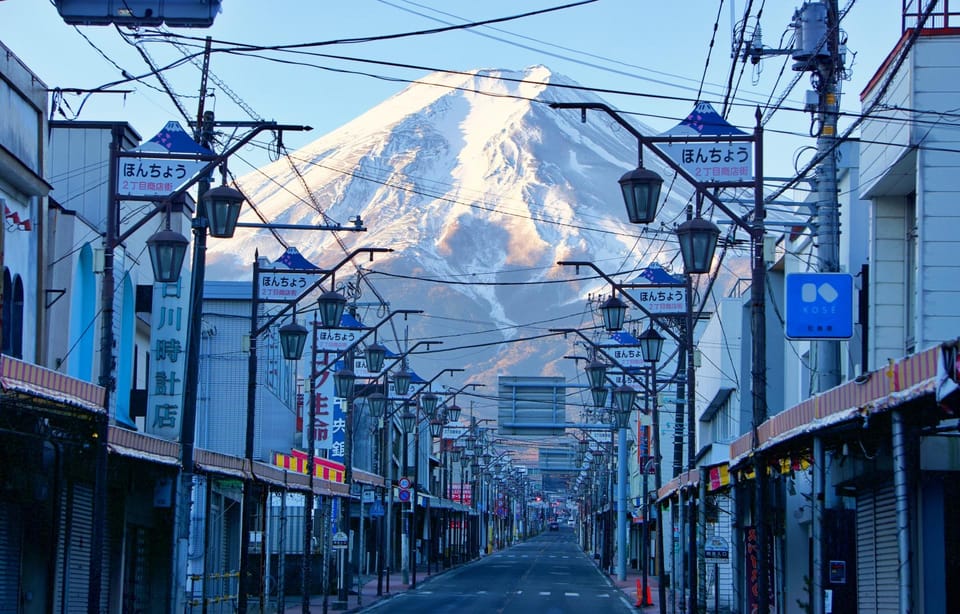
[[206, 66, 692, 413]]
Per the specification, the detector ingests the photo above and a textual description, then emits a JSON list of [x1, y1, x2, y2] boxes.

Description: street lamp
[[393, 365, 412, 396], [637, 326, 665, 364], [553, 99, 766, 613], [420, 391, 439, 419], [676, 215, 722, 274], [599, 294, 627, 332], [333, 363, 357, 399], [618, 165, 664, 225], [445, 401, 462, 423], [612, 384, 636, 430], [365, 341, 387, 375], [585, 357, 609, 389], [317, 289, 347, 328], [278, 320, 308, 360], [300, 308, 422, 612], [146, 227, 189, 283], [201, 183, 245, 237]]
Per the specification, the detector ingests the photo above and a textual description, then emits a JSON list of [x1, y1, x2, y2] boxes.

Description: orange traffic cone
[[635, 579, 653, 607]]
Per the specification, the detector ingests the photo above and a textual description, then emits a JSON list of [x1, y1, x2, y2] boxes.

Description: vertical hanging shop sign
[[145, 277, 189, 440]]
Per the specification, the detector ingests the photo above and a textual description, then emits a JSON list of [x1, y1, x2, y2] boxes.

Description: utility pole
[[745, 2, 845, 391], [740, 5, 845, 614], [813, 0, 844, 393]]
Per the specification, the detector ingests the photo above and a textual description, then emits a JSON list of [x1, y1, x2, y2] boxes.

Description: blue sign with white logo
[[785, 273, 854, 340]]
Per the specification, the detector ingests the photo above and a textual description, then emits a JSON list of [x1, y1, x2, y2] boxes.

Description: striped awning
[[729, 342, 947, 468], [0, 355, 104, 414]]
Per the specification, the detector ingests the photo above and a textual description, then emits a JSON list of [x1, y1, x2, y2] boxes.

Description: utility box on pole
[[54, 0, 223, 28]]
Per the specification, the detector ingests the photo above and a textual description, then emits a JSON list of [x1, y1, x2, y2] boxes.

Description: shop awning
[[0, 355, 105, 414], [108, 425, 179, 465], [729, 342, 947, 469]]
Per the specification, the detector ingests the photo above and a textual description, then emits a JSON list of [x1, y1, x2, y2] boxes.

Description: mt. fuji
[[205, 66, 694, 416]]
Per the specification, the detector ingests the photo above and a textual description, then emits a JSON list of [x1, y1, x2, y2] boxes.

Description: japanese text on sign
[[146, 277, 189, 440], [315, 328, 360, 352], [633, 287, 687, 315], [116, 158, 206, 198], [258, 270, 318, 301], [663, 142, 753, 183]]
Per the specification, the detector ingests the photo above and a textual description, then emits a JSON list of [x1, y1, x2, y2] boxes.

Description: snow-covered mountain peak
[[206, 67, 687, 395]]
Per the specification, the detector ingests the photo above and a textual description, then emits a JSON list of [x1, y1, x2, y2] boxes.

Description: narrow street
[[366, 528, 634, 613]]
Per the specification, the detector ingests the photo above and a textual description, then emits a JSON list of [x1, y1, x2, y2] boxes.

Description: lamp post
[[238, 248, 386, 614], [555, 325, 665, 608], [638, 325, 667, 613], [93, 118, 309, 612], [355, 341, 441, 597], [554, 99, 765, 614], [321, 311, 425, 610], [133, 119, 313, 613], [301, 306, 422, 613]]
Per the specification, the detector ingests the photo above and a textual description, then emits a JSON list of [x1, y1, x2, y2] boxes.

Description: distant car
[[548, 521, 559, 531]]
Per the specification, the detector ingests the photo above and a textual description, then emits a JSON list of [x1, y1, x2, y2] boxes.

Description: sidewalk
[[604, 563, 662, 611], [281, 560, 457, 613]]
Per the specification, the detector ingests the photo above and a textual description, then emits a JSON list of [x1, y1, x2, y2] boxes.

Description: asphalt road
[[368, 528, 634, 613]]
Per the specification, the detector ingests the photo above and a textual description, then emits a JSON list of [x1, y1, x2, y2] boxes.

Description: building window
[[2, 269, 24, 358], [904, 193, 917, 355]]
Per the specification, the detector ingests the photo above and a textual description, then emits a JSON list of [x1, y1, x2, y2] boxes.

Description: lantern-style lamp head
[[317, 290, 347, 329], [392, 367, 412, 396], [613, 384, 638, 417], [585, 358, 608, 390], [429, 420, 443, 438], [364, 342, 387, 374], [420, 391, 439, 418], [333, 365, 356, 399], [400, 406, 417, 434], [202, 184, 245, 238], [638, 325, 665, 364], [619, 165, 663, 225], [676, 216, 721, 275], [146, 229, 189, 283], [600, 295, 627, 332], [578, 438, 589, 456], [590, 387, 609, 410], [367, 391, 387, 418], [278, 320, 308, 361], [445, 402, 462, 423]]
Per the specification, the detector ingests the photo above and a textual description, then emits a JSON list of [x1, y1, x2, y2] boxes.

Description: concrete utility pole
[[813, 0, 844, 393]]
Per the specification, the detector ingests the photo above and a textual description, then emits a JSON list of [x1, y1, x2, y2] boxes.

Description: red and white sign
[[448, 483, 472, 505]]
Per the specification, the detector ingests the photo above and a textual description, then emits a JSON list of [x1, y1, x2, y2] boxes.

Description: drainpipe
[[812, 436, 824, 614], [891, 409, 913, 613]]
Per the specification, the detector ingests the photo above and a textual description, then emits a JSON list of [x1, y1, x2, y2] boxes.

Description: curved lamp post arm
[[407, 368, 466, 399], [253, 247, 393, 338], [556, 260, 683, 345], [549, 102, 756, 233], [310, 309, 423, 382], [550, 328, 654, 396]]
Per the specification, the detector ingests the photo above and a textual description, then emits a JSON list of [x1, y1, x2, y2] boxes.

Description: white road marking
[[539, 591, 551, 596], [564, 592, 580, 597]]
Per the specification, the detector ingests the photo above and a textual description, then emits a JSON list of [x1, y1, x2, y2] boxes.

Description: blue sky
[[4, 0, 904, 179]]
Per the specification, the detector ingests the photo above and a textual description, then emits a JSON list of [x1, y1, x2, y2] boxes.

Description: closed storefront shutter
[[0, 503, 22, 613], [857, 485, 899, 613], [54, 482, 94, 613]]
